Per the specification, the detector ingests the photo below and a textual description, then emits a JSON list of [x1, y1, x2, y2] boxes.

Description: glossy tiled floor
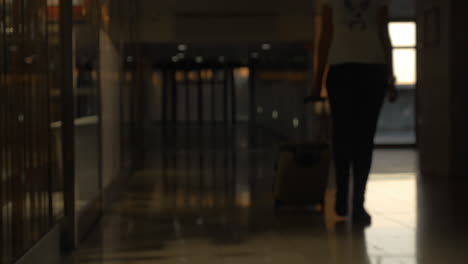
[[64, 125, 468, 264]]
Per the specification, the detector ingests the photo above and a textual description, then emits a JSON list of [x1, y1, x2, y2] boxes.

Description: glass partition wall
[[0, 0, 64, 262], [72, 0, 102, 243], [1, 0, 139, 261], [71, 0, 139, 245]]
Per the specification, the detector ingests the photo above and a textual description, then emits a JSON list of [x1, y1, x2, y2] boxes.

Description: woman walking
[[314, 0, 398, 225]]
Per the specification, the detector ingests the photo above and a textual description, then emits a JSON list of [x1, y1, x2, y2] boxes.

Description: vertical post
[[184, 69, 190, 123], [248, 63, 256, 145], [162, 69, 168, 124], [61, 0, 76, 249], [223, 67, 229, 124], [171, 69, 177, 123], [132, 28, 145, 170], [211, 69, 216, 123], [129, 0, 140, 170], [45, 0, 54, 228], [96, 0, 104, 211], [0, 0, 5, 257], [197, 69, 203, 124], [230, 68, 236, 124]]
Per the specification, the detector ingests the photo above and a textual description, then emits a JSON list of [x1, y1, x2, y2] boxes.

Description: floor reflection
[[65, 125, 422, 264]]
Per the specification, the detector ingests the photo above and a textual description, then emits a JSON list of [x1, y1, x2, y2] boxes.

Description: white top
[[321, 0, 389, 65]]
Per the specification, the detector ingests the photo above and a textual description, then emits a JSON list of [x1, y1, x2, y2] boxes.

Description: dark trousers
[[326, 63, 387, 214]]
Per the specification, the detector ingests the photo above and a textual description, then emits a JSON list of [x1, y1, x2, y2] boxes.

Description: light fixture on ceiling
[[261, 43, 271, 51], [293, 118, 300, 128], [178, 44, 188, 51], [195, 56, 204, 63], [272, 110, 279, 119]]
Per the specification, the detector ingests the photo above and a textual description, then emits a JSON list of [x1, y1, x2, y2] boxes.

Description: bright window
[[389, 22, 417, 86], [389, 22, 416, 47], [393, 49, 416, 85]]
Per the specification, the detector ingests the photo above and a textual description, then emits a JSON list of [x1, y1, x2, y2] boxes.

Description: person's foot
[[352, 208, 372, 226]]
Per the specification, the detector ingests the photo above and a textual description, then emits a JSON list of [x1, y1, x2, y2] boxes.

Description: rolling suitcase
[[274, 98, 330, 208]]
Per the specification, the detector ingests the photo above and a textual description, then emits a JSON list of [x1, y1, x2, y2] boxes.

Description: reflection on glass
[[48, 0, 65, 221], [234, 68, 250, 121], [73, 0, 100, 233], [121, 62, 134, 170], [177, 71, 187, 122], [75, 56, 99, 118]]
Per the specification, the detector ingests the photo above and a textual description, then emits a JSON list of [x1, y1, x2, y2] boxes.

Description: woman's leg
[[327, 65, 356, 216], [351, 65, 387, 220]]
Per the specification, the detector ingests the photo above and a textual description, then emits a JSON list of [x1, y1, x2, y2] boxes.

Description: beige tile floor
[[64, 128, 467, 264]]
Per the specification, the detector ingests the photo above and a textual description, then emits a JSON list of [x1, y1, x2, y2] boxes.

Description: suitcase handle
[[303, 96, 329, 143]]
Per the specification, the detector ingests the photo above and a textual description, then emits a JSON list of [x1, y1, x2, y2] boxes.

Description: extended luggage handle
[[303, 96, 330, 144]]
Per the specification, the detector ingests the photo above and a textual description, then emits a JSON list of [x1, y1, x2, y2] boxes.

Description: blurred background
[[2, 0, 468, 264]]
